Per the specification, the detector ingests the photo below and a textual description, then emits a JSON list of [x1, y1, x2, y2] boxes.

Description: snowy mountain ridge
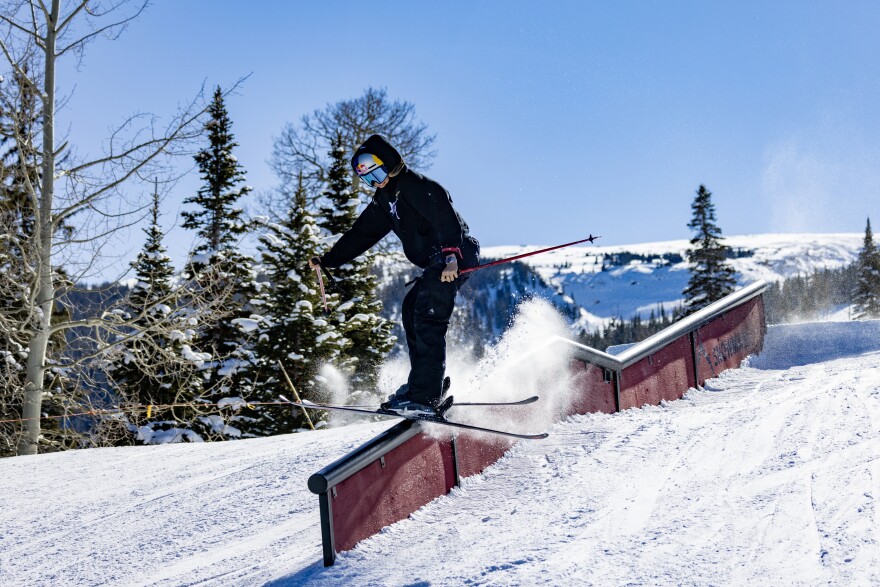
[[482, 232, 863, 327]]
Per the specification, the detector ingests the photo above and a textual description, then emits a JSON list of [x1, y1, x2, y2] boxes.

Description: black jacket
[[320, 167, 478, 270]]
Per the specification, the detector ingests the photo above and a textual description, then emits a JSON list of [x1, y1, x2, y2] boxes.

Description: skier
[[309, 134, 479, 416]]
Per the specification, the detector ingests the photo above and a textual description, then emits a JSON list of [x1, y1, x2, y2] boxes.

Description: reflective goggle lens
[[358, 165, 388, 187]]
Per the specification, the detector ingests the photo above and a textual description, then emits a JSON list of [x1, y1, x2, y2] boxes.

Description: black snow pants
[[402, 240, 479, 405]]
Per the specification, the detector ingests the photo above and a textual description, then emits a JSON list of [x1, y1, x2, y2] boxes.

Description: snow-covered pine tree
[[0, 101, 30, 456], [1, 66, 43, 360], [0, 60, 80, 456], [853, 217, 880, 320], [180, 87, 259, 440], [242, 175, 348, 434], [0, 69, 76, 454], [103, 185, 204, 444], [318, 133, 395, 391], [682, 185, 737, 313], [0, 68, 40, 240]]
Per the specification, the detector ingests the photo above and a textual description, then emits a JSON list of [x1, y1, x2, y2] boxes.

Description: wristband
[[444, 254, 457, 265]]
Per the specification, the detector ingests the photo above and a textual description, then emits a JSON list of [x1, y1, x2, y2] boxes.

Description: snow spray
[[438, 298, 578, 438], [320, 299, 579, 434], [316, 363, 357, 427]]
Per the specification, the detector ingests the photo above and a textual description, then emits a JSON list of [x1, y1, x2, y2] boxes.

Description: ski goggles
[[355, 153, 389, 187], [357, 164, 388, 187]]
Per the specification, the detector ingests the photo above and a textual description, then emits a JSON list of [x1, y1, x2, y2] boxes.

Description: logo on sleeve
[[389, 195, 400, 219]]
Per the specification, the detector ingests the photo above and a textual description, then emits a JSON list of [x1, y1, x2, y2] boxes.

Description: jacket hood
[[351, 134, 405, 177]]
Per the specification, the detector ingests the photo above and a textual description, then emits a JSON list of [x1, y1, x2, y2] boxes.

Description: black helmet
[[351, 134, 404, 185]]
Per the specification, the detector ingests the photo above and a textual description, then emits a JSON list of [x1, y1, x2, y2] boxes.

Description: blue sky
[[57, 1, 880, 279]]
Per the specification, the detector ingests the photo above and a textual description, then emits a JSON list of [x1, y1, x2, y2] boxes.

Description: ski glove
[[441, 257, 459, 282]]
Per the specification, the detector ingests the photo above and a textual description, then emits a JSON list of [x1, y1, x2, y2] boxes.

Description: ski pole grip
[[313, 264, 329, 314]]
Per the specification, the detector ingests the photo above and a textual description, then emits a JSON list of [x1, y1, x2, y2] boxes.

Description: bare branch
[[56, 1, 148, 57], [53, 106, 206, 225], [56, 2, 89, 35], [35, 0, 50, 19], [0, 37, 40, 93], [0, 14, 41, 44]]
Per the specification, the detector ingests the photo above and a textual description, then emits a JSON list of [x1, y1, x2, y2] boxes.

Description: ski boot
[[380, 377, 454, 417], [384, 383, 410, 403], [381, 396, 438, 417]]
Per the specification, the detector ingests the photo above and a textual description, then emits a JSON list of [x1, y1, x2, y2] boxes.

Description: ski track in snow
[[0, 423, 392, 587], [2, 322, 880, 586]]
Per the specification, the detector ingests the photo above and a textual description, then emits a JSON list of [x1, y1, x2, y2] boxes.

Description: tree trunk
[[17, 1, 58, 456]]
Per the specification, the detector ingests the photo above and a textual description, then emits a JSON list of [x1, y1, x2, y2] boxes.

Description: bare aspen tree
[[267, 87, 437, 214], [0, 1, 216, 455]]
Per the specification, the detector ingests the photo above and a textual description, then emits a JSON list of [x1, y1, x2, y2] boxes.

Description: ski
[[447, 396, 540, 407], [279, 396, 549, 440], [325, 396, 539, 410]]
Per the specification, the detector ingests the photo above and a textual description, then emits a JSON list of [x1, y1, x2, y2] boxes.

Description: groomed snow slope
[[2, 320, 879, 586]]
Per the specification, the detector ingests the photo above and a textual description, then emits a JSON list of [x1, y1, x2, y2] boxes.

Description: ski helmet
[[354, 152, 388, 187]]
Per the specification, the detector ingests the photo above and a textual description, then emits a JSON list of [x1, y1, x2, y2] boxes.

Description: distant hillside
[[374, 233, 864, 354], [482, 233, 862, 323]]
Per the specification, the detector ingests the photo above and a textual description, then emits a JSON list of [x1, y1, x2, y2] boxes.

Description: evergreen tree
[[854, 217, 880, 319], [0, 72, 31, 410], [182, 87, 252, 253], [0, 68, 39, 242], [0, 66, 76, 454], [317, 132, 395, 390], [105, 185, 204, 443], [763, 264, 859, 324], [682, 185, 736, 313], [180, 87, 259, 440], [244, 175, 348, 434]]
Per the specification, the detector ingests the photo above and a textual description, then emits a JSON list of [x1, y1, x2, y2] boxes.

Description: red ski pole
[[459, 234, 601, 275]]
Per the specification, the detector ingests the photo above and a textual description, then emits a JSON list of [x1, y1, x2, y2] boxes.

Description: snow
[[346, 313, 370, 324], [180, 344, 211, 366], [2, 319, 879, 585], [230, 317, 261, 333], [217, 397, 248, 410], [335, 300, 355, 312], [200, 414, 242, 438], [168, 329, 194, 343], [137, 425, 203, 445], [315, 331, 338, 344]]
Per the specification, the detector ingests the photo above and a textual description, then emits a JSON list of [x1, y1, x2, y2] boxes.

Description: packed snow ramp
[[308, 281, 768, 565]]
